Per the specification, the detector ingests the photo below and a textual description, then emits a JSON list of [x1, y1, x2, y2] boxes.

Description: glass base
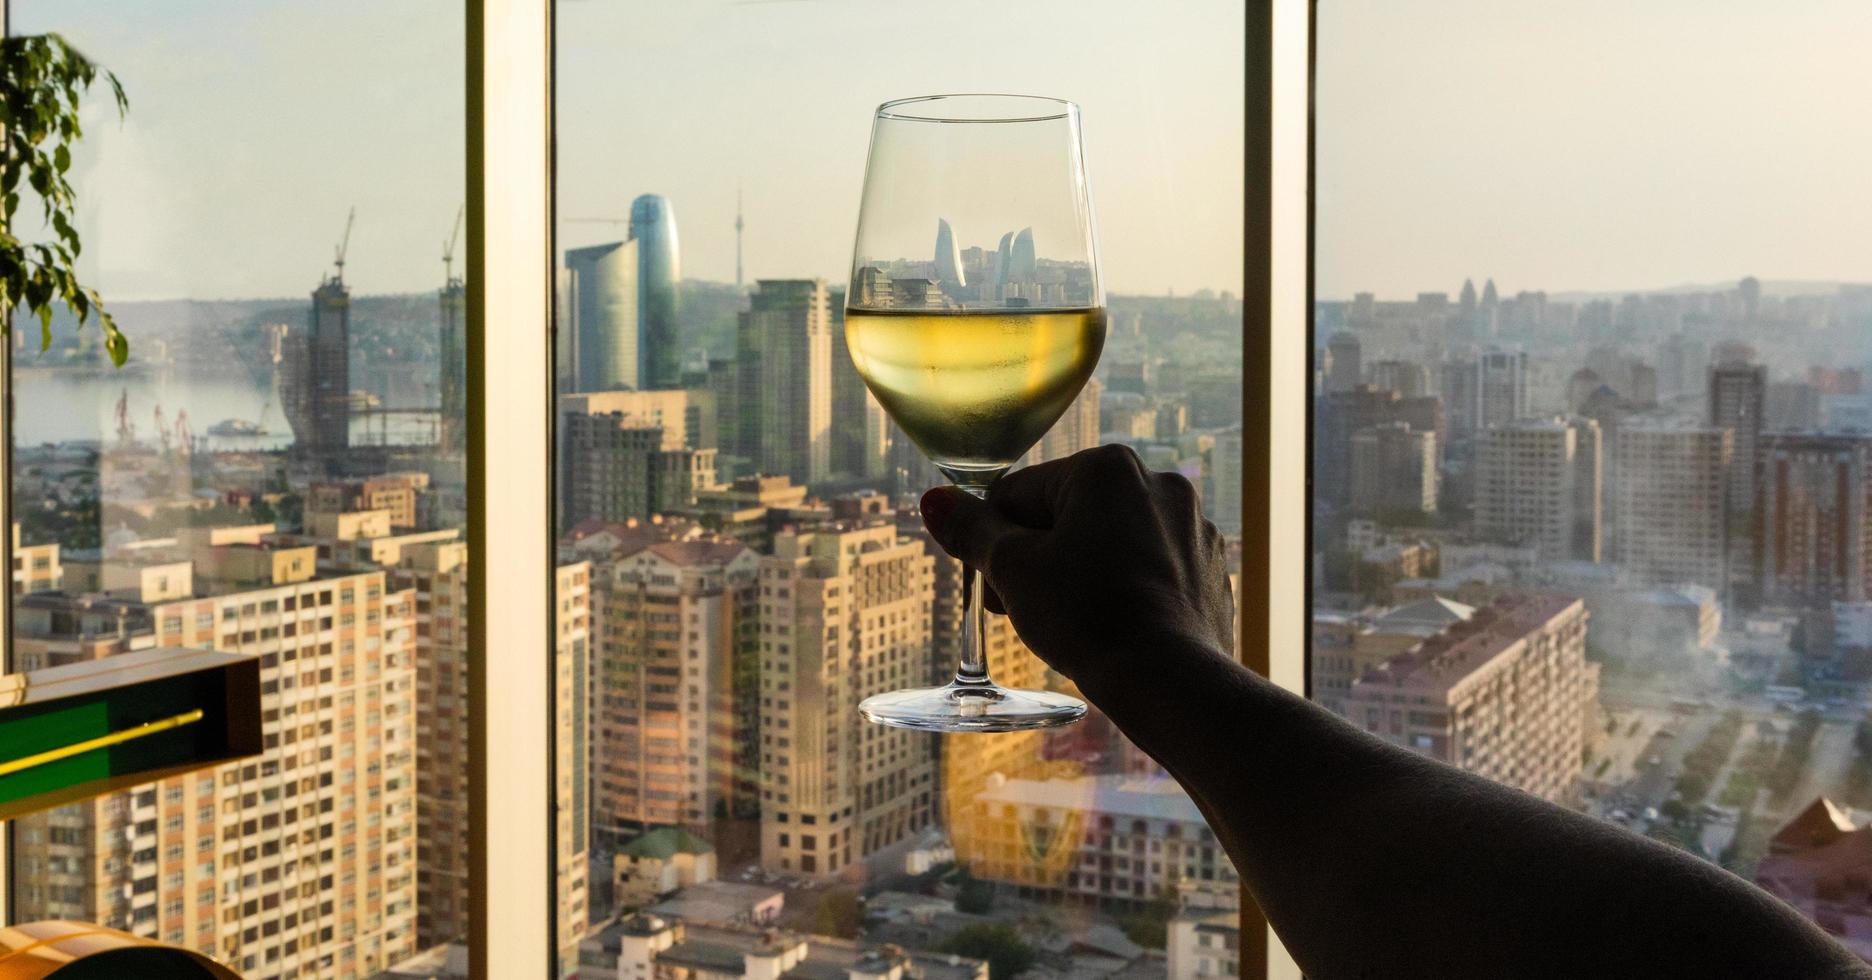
[[860, 679, 1087, 732]]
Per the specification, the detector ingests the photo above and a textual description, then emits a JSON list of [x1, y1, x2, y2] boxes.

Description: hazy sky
[[1317, 0, 1872, 300], [25, 2, 1863, 305], [15, 0, 1243, 302], [556, 0, 1245, 297], [14, 0, 465, 302]]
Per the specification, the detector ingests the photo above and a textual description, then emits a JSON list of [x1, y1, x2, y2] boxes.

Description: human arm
[[920, 444, 1871, 980]]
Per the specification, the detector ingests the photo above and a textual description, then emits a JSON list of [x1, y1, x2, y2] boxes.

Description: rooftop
[[1355, 593, 1582, 693], [974, 774, 1207, 824], [647, 881, 784, 926], [621, 826, 715, 860]]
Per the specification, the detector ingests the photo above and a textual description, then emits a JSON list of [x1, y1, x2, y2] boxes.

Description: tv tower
[[734, 184, 744, 290]]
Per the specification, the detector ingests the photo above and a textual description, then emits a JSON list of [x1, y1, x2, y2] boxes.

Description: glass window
[[1311, 0, 1872, 961], [6, 2, 466, 976], [555, 2, 1243, 977]]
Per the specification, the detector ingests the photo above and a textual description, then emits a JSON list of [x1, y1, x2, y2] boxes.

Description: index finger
[[991, 444, 1145, 530]]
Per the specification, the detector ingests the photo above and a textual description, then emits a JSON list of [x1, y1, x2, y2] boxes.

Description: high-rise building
[[1311, 597, 1476, 717], [631, 194, 683, 391], [1440, 357, 1481, 446], [281, 275, 352, 464], [1032, 376, 1102, 466], [562, 400, 719, 526], [827, 294, 890, 481], [1756, 434, 1872, 606], [1345, 594, 1598, 804], [1315, 386, 1445, 511], [1710, 361, 1767, 515], [1475, 349, 1529, 431], [758, 524, 936, 878], [1350, 423, 1437, 516], [1325, 332, 1362, 393], [439, 275, 466, 455], [736, 280, 832, 486], [1206, 427, 1243, 535], [390, 540, 473, 950], [13, 567, 419, 979], [1369, 359, 1430, 399], [555, 562, 595, 965], [1768, 382, 1823, 431], [566, 240, 641, 392], [592, 539, 760, 841], [1612, 420, 1730, 588], [1475, 417, 1602, 562]]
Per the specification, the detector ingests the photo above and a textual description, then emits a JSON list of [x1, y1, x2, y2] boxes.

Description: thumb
[[920, 486, 1029, 575]]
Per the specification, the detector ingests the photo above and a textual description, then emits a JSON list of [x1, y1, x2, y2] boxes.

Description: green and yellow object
[[0, 648, 261, 821]]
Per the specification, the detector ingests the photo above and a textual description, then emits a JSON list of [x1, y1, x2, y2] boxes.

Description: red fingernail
[[920, 487, 958, 537]]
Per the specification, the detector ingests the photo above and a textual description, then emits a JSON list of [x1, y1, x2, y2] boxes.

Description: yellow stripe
[[0, 709, 206, 779]]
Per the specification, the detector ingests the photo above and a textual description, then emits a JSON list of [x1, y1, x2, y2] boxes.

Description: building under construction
[[282, 211, 355, 471]]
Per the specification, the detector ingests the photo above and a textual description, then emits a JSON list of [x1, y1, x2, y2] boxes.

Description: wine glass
[[844, 94, 1104, 732]]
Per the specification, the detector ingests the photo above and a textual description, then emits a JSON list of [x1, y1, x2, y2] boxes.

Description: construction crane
[[114, 388, 133, 445], [443, 204, 464, 285], [153, 403, 170, 453], [566, 217, 631, 227], [173, 410, 193, 456], [331, 206, 356, 284]]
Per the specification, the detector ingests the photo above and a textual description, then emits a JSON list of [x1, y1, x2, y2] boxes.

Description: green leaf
[[54, 144, 69, 173]]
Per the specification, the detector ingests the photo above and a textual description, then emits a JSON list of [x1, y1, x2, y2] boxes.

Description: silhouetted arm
[[919, 445, 1871, 980]]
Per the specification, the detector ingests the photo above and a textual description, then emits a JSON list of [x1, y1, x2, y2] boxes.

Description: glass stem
[[954, 482, 994, 688], [956, 564, 990, 686]]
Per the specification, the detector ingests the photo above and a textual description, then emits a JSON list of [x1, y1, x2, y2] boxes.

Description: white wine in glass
[[846, 94, 1104, 732]]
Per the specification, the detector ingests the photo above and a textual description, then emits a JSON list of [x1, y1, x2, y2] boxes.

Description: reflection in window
[[1313, 1, 1872, 966], [557, 1, 1243, 977], [8, 2, 465, 977]]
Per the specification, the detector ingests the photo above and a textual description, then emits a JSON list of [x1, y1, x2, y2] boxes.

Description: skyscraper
[[1710, 361, 1767, 515], [1756, 434, 1872, 606], [736, 280, 832, 485], [1476, 417, 1602, 562], [828, 293, 890, 481], [592, 539, 760, 841], [281, 273, 351, 465], [1475, 349, 1529, 431], [1612, 420, 1731, 588], [758, 523, 937, 878], [566, 240, 641, 391], [1711, 360, 1767, 592], [631, 194, 683, 390], [439, 275, 466, 456], [933, 218, 966, 289], [554, 562, 594, 966], [734, 186, 745, 292], [1032, 376, 1102, 465], [1325, 332, 1362, 392], [1350, 422, 1437, 517], [561, 392, 719, 526]]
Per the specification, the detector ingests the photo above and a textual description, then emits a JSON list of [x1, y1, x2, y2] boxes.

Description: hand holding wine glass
[[844, 94, 1105, 731]]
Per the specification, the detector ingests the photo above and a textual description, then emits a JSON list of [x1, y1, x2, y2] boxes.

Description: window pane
[[1312, 1, 1872, 964], [555, 4, 1244, 978], [6, 3, 465, 976]]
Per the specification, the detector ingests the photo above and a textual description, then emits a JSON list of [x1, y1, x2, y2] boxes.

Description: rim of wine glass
[[876, 94, 1078, 124]]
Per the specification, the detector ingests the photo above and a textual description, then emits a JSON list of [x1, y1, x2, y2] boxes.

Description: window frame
[[0, 0, 1309, 975]]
